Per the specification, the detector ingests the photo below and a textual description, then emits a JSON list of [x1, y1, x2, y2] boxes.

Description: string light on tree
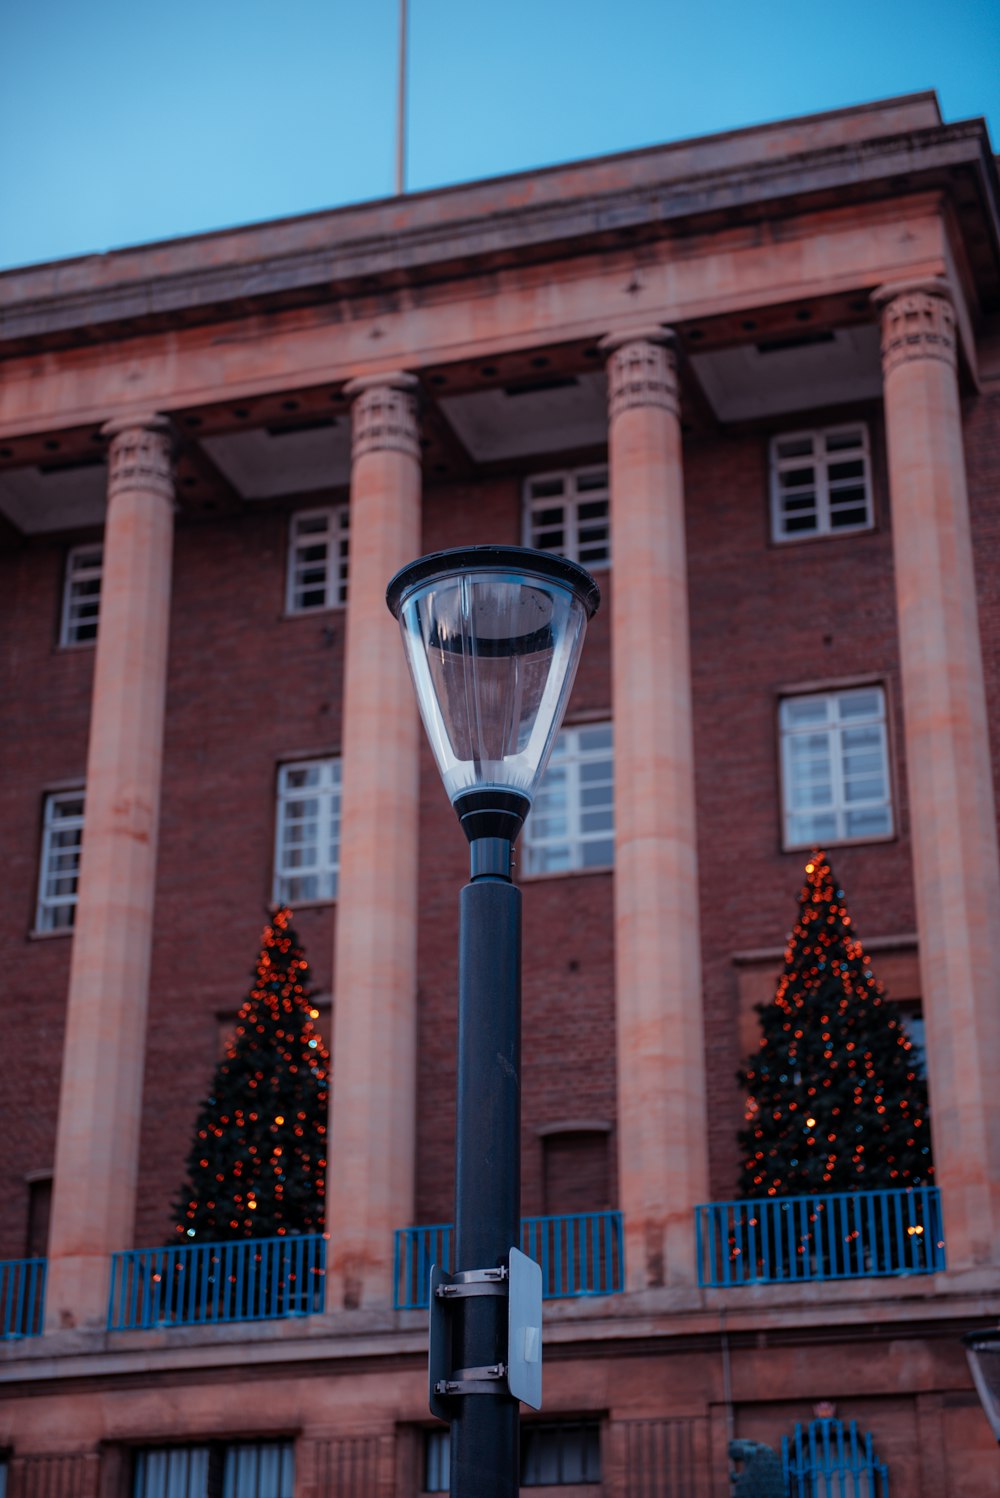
[[174, 908, 329, 1241], [737, 853, 932, 1198]]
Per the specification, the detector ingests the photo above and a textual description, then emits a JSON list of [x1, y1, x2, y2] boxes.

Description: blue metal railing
[[696, 1185, 944, 1287], [107, 1233, 326, 1330], [0, 1258, 46, 1338], [783, 1417, 889, 1497], [394, 1210, 624, 1310]]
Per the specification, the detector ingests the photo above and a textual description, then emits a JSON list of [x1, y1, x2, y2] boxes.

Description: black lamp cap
[[453, 788, 531, 847], [386, 544, 601, 620]]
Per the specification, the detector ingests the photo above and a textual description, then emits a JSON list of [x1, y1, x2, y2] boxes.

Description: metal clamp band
[[436, 1281, 506, 1299], [435, 1267, 509, 1300], [435, 1364, 507, 1397]]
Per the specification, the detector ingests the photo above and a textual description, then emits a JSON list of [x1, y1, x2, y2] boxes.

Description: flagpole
[[395, 0, 408, 195]]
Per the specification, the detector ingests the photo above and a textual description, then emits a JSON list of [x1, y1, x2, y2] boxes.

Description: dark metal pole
[[450, 836, 521, 1496]]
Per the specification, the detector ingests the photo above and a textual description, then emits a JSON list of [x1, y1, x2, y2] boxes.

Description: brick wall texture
[[1, 390, 998, 1258]]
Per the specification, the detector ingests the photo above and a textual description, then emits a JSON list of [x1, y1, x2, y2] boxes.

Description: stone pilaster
[[602, 331, 708, 1289], [875, 277, 1000, 1271], [327, 373, 422, 1308], [46, 415, 175, 1329]]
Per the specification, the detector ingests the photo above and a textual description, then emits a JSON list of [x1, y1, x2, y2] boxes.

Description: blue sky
[[1, 0, 997, 271]]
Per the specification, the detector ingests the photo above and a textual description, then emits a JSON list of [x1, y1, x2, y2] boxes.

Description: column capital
[[600, 332, 679, 421], [344, 371, 420, 462], [101, 414, 174, 503], [598, 325, 677, 355], [872, 277, 957, 376]]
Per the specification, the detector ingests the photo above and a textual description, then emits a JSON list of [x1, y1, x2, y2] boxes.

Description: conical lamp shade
[[387, 546, 600, 841]]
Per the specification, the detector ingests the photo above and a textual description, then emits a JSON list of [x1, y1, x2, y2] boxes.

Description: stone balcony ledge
[[2, 1266, 996, 1387]]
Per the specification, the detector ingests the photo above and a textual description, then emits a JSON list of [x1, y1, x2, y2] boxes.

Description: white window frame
[[36, 789, 85, 932], [273, 757, 342, 904], [60, 542, 103, 646], [521, 722, 614, 876], [286, 505, 350, 614], [779, 686, 893, 849], [770, 424, 873, 543], [523, 465, 610, 569]]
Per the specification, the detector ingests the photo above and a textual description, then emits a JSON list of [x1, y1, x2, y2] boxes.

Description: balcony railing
[[696, 1185, 944, 1288], [394, 1210, 624, 1310], [107, 1233, 326, 1330], [0, 1258, 46, 1339]]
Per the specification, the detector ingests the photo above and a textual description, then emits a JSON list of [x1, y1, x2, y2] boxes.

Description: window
[[25, 1176, 52, 1259], [36, 789, 85, 931], [425, 1422, 600, 1490], [899, 1008, 927, 1077], [543, 1130, 611, 1215], [779, 688, 893, 848], [134, 1444, 293, 1498], [522, 724, 613, 875], [770, 425, 872, 541], [286, 506, 350, 613], [273, 759, 341, 903], [60, 543, 103, 644], [524, 467, 610, 568]]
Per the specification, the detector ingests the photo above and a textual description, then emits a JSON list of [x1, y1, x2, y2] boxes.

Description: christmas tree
[[175, 908, 330, 1240], [738, 853, 932, 1197]]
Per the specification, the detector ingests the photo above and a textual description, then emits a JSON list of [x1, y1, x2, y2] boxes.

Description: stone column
[[875, 279, 1000, 1272], [46, 416, 175, 1329], [327, 374, 422, 1308], [601, 332, 708, 1289]]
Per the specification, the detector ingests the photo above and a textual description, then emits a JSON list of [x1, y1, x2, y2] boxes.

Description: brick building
[[1, 90, 999, 1493]]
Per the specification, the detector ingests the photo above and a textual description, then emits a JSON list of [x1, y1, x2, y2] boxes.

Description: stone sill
[[3, 1268, 997, 1385]]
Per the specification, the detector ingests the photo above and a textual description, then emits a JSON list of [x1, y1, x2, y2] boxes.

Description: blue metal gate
[[782, 1418, 889, 1497]]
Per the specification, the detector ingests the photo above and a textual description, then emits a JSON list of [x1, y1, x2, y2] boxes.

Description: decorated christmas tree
[[175, 908, 330, 1240], [738, 853, 932, 1197]]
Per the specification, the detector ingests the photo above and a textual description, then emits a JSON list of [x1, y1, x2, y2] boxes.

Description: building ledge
[[2, 1268, 996, 1387], [1, 109, 996, 352]]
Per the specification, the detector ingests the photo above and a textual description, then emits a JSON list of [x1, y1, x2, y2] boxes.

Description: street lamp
[[964, 1328, 1000, 1444], [387, 545, 600, 1498]]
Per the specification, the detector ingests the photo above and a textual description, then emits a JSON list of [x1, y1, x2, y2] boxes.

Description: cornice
[[0, 119, 997, 352]]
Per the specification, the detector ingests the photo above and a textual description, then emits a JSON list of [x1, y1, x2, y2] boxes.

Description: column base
[[43, 1252, 113, 1333]]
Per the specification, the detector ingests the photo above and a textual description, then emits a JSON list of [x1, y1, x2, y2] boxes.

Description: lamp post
[[964, 1328, 1000, 1445], [387, 545, 600, 1498]]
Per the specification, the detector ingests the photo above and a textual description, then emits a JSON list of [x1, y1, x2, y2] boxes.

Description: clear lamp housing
[[387, 546, 600, 840]]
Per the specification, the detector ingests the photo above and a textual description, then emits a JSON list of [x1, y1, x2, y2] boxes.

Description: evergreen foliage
[[738, 853, 932, 1197], [175, 908, 329, 1240]]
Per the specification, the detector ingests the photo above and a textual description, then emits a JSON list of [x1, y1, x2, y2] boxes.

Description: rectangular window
[[134, 1444, 293, 1498], [524, 467, 610, 568], [287, 506, 350, 613], [273, 758, 342, 904], [60, 543, 103, 645], [899, 1007, 926, 1077], [36, 790, 85, 931], [25, 1176, 52, 1259], [770, 425, 872, 542], [543, 1130, 611, 1215], [522, 723, 614, 875], [780, 687, 893, 848], [425, 1423, 600, 1490]]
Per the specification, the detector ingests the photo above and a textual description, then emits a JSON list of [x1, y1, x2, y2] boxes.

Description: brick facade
[[1, 92, 998, 1495]]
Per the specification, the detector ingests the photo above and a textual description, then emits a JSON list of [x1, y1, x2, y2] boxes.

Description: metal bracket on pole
[[435, 1267, 508, 1299], [428, 1253, 542, 1420], [429, 1263, 511, 1420], [435, 1363, 507, 1397]]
